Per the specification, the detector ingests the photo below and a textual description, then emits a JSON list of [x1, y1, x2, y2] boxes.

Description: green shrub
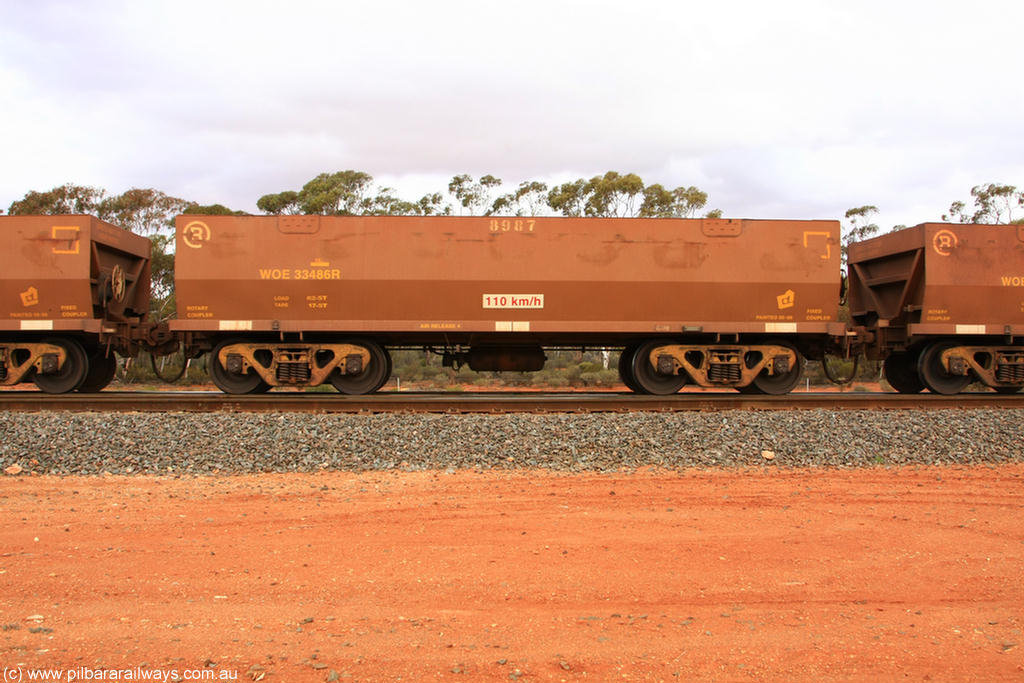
[[419, 364, 443, 379]]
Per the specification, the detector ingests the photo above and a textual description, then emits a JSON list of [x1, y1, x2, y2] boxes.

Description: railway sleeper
[[215, 342, 372, 387], [649, 344, 798, 389], [0, 342, 69, 386], [936, 346, 1024, 388]]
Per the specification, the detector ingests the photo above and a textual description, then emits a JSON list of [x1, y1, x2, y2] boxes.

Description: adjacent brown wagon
[[848, 223, 1024, 394], [0, 215, 166, 392]]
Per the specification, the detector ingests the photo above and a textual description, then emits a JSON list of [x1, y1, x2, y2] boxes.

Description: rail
[[0, 391, 1021, 413]]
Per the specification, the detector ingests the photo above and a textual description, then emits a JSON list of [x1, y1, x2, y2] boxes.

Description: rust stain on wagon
[[653, 242, 708, 269]]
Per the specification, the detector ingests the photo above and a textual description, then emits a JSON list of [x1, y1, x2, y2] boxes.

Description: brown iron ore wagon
[[0, 215, 171, 392], [848, 223, 1024, 394], [171, 215, 848, 395]]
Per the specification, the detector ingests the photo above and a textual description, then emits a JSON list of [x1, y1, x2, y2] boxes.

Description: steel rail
[[0, 391, 1021, 413]]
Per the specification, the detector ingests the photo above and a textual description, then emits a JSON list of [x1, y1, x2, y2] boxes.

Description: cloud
[[1, 0, 1022, 228]]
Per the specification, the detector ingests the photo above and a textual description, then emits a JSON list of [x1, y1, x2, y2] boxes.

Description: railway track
[[0, 391, 1021, 413]]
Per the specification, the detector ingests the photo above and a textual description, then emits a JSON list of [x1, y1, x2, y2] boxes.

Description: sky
[[1, 0, 1022, 229]]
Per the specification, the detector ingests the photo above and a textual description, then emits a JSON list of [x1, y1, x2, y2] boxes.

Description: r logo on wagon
[[182, 220, 211, 249], [933, 229, 958, 256]]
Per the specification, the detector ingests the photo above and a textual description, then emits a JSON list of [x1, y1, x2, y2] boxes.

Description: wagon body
[[172, 215, 844, 342], [0, 215, 151, 333], [848, 223, 1024, 346]]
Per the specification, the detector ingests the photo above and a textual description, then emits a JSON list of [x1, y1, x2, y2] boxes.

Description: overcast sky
[[1, 0, 1021, 228]]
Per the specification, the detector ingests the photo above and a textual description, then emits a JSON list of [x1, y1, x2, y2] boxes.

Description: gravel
[[1, 409, 1022, 475]]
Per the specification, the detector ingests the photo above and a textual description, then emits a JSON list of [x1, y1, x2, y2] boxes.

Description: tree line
[[7, 172, 1022, 228], [253, 170, 722, 220]]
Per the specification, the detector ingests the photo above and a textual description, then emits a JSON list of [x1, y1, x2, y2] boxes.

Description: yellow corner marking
[[802, 231, 832, 260], [777, 289, 795, 310], [51, 226, 80, 254]]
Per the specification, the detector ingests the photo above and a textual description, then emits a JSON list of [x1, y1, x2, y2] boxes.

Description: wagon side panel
[[172, 215, 842, 338]]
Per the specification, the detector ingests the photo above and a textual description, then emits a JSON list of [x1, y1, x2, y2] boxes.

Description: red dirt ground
[[2, 466, 1023, 682]]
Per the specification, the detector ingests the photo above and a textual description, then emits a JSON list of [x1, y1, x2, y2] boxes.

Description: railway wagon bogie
[[202, 337, 394, 395], [0, 336, 86, 393], [172, 214, 844, 395], [30, 337, 89, 393], [1, 334, 132, 393], [906, 340, 1024, 395], [624, 339, 807, 395], [1, 333, 140, 392], [881, 340, 1024, 395]]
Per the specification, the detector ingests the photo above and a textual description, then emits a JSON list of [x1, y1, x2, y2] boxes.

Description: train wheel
[[882, 351, 924, 394], [617, 345, 642, 393], [994, 385, 1022, 394], [377, 349, 394, 392], [735, 350, 766, 393], [750, 343, 804, 395], [918, 342, 971, 395], [630, 341, 686, 395], [78, 351, 118, 393], [331, 340, 391, 395], [33, 338, 88, 394], [210, 339, 270, 394]]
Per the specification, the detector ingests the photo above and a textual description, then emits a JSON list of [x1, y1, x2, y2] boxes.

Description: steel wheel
[[750, 343, 804, 395], [33, 338, 88, 394], [630, 341, 686, 395], [882, 351, 924, 394], [78, 351, 118, 393], [736, 350, 768, 393], [331, 340, 391, 395], [918, 342, 971, 395], [376, 349, 393, 392], [617, 345, 642, 393], [210, 339, 269, 394], [994, 385, 1022, 394]]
